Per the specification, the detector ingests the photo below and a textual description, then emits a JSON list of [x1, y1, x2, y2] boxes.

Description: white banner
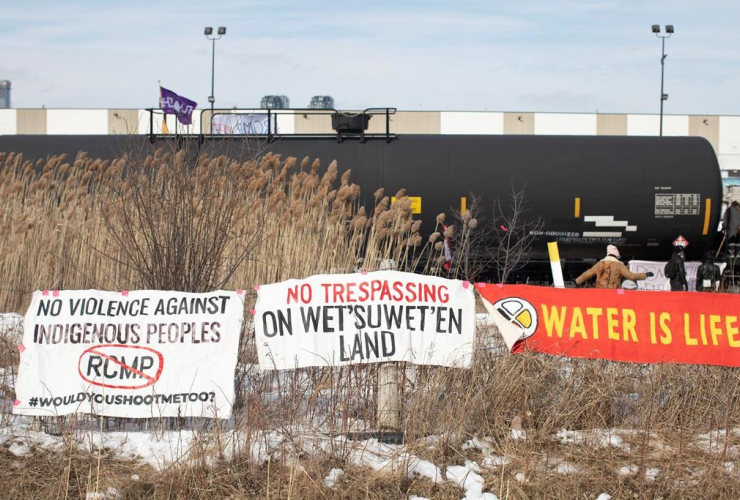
[[255, 271, 476, 369], [212, 113, 274, 135], [628, 260, 725, 291], [14, 290, 243, 418]]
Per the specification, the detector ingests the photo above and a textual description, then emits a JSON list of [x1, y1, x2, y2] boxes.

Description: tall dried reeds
[[0, 144, 738, 499]]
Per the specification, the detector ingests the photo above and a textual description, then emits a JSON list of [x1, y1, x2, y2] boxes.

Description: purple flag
[[159, 87, 197, 125]]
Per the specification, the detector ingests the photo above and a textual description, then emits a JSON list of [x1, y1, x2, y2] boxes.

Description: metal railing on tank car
[[144, 107, 397, 144]]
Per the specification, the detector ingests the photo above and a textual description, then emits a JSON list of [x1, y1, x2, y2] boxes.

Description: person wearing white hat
[[575, 244, 653, 289]]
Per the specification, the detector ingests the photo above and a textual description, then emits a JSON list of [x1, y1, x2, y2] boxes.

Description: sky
[[1, 0, 739, 114]]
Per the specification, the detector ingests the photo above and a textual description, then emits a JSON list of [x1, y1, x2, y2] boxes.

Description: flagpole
[[158, 80, 169, 135]]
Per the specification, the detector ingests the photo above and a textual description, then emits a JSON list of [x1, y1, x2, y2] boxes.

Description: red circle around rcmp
[[77, 344, 164, 390]]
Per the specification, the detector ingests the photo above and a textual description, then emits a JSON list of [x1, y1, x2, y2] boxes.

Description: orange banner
[[477, 284, 740, 367]]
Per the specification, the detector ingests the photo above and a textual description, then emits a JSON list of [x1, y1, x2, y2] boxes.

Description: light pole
[[204, 26, 227, 118], [652, 24, 674, 136]]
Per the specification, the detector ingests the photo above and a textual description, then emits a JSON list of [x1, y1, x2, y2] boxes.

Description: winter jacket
[[723, 205, 740, 236], [667, 251, 688, 291], [696, 261, 721, 292], [575, 255, 647, 289]]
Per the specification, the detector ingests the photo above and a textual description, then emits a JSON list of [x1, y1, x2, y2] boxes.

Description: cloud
[[0, 0, 738, 115]]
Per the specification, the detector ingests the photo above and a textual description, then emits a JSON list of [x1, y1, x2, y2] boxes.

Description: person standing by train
[[575, 245, 653, 289], [723, 201, 740, 247], [696, 251, 721, 292], [664, 240, 689, 291]]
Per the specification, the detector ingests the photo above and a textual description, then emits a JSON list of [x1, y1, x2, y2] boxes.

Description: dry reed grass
[[0, 145, 737, 498]]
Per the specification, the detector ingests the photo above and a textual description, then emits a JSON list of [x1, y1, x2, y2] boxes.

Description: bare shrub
[[490, 181, 542, 283]]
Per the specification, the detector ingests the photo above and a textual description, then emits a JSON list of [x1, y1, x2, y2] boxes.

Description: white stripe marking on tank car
[[583, 231, 623, 238], [584, 215, 638, 232]]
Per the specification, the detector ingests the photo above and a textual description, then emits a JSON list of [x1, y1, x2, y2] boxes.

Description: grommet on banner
[[477, 283, 486, 288], [250, 309, 256, 316], [53, 290, 60, 297], [121, 290, 129, 296], [42, 290, 49, 296], [361, 271, 368, 275], [237, 289, 244, 295], [18, 344, 25, 353], [13, 400, 20, 407], [496, 283, 504, 288], [617, 288, 625, 295], [462, 281, 470, 289], [253, 285, 260, 291]]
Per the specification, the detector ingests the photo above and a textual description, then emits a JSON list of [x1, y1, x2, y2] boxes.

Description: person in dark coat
[[723, 201, 740, 246], [665, 244, 688, 291], [696, 251, 721, 292]]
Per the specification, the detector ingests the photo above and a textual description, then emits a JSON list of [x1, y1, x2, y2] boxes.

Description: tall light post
[[652, 24, 674, 136], [204, 26, 227, 117]]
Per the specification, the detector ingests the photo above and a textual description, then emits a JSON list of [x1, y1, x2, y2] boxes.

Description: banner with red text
[[477, 284, 740, 367], [255, 271, 476, 369], [15, 290, 243, 418]]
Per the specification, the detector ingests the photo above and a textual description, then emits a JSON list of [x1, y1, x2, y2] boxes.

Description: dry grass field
[[0, 143, 737, 499]]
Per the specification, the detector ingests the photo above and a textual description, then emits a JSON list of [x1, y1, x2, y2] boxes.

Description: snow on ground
[[695, 429, 740, 457], [345, 438, 442, 482], [618, 464, 639, 476], [445, 464, 498, 500], [0, 313, 23, 333], [323, 468, 344, 488], [555, 429, 623, 449], [482, 455, 510, 468], [645, 468, 661, 482], [1, 415, 738, 496], [85, 487, 121, 499], [509, 429, 526, 440]]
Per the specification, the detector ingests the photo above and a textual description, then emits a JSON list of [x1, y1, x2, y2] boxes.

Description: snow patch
[[9, 440, 31, 457], [618, 464, 639, 476], [645, 468, 660, 481], [446, 464, 498, 499], [462, 436, 494, 455], [724, 461, 735, 475], [555, 429, 622, 449], [323, 468, 344, 488], [0, 313, 23, 334], [554, 462, 580, 475], [541, 456, 579, 475], [483, 455, 510, 468], [409, 459, 443, 483], [346, 438, 442, 483], [510, 429, 526, 440], [85, 487, 121, 500]]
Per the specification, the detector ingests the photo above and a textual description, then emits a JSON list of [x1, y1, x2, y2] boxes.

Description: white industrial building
[[0, 108, 738, 173]]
